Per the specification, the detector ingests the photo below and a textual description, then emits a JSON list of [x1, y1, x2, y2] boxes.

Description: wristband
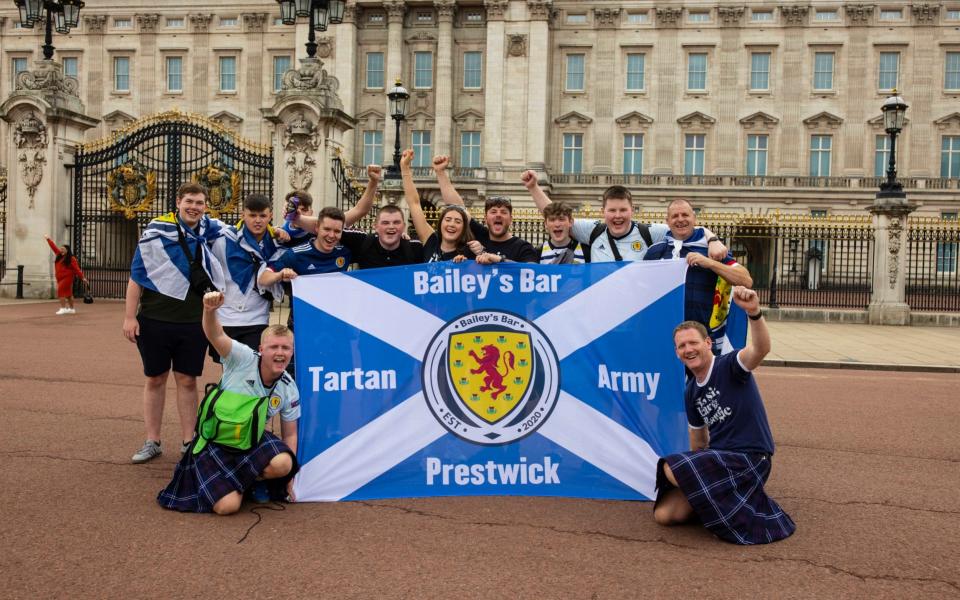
[[748, 310, 763, 321], [707, 236, 720, 244]]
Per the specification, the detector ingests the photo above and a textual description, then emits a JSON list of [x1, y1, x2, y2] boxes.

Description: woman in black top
[[401, 149, 476, 263]]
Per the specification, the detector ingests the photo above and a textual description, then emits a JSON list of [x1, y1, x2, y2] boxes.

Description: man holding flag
[[643, 199, 752, 355], [123, 182, 226, 464]]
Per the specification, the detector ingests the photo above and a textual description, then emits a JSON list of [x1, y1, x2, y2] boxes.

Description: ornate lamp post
[[14, 0, 85, 60], [276, 0, 346, 58], [384, 79, 410, 181], [867, 90, 915, 325], [877, 90, 909, 201]]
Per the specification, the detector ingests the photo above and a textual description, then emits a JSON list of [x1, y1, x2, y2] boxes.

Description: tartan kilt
[[665, 449, 796, 545], [157, 431, 299, 513]]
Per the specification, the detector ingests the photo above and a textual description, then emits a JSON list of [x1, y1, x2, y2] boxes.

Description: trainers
[[251, 480, 270, 503], [132, 440, 162, 463], [180, 440, 191, 455], [66, 308, 76, 314], [56, 308, 67, 315]]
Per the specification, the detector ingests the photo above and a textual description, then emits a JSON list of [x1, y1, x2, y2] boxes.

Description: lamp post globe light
[[14, 0, 85, 60], [878, 90, 909, 201], [276, 0, 346, 58], [384, 79, 410, 181]]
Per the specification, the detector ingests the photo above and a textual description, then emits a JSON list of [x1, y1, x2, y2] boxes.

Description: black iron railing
[[906, 217, 960, 311]]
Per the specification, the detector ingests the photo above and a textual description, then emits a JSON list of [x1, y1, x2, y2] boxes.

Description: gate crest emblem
[[107, 160, 157, 219], [448, 331, 533, 424], [192, 160, 242, 219]]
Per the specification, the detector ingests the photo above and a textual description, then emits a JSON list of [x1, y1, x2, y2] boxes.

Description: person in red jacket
[[45, 235, 88, 315]]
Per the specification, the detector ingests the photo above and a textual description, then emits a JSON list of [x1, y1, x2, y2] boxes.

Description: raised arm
[[521, 170, 552, 212], [401, 149, 434, 243], [45, 235, 62, 256], [685, 254, 754, 287], [201, 291, 234, 359], [432, 155, 465, 206], [731, 287, 770, 370], [344, 164, 382, 227]]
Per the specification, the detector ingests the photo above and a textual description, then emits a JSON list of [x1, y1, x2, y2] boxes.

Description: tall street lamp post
[[384, 79, 409, 182], [877, 90, 909, 201], [276, 0, 346, 58], [14, 0, 85, 60]]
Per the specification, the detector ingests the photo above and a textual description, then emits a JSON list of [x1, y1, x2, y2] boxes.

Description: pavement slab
[[1, 300, 958, 599]]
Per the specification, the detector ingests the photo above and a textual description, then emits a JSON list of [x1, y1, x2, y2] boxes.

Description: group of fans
[[121, 149, 794, 544]]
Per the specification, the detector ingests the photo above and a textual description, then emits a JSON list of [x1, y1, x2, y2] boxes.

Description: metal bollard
[[16, 265, 24, 299]]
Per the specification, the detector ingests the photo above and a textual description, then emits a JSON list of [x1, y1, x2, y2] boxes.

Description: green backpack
[[192, 385, 271, 455]]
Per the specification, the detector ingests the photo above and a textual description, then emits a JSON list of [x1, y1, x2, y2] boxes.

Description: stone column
[[434, 0, 456, 157], [653, 8, 681, 173], [263, 58, 357, 211], [136, 14, 160, 117], [867, 198, 916, 325], [82, 15, 107, 135], [777, 6, 807, 175], [242, 13, 268, 139], [715, 8, 743, 175], [189, 14, 213, 115], [383, 1, 406, 156], [907, 5, 940, 177], [0, 60, 98, 296], [525, 2, 551, 170], [334, 3, 360, 161], [842, 5, 872, 174], [590, 7, 619, 173], [483, 0, 509, 168]]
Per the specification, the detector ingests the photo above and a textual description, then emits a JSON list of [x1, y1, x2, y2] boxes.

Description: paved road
[[2, 302, 958, 599]]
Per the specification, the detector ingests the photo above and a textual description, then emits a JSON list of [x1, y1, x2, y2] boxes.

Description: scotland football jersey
[[269, 242, 351, 276]]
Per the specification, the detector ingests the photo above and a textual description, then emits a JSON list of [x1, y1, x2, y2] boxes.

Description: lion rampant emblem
[[469, 344, 516, 400]]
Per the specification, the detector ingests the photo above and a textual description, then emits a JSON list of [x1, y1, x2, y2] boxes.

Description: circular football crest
[[422, 310, 560, 445]]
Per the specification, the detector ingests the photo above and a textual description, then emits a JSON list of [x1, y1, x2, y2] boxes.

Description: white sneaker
[[56, 308, 68, 315], [66, 308, 76, 314]]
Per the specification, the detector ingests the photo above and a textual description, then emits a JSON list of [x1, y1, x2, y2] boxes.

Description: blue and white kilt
[[157, 431, 299, 513], [664, 449, 796, 545]]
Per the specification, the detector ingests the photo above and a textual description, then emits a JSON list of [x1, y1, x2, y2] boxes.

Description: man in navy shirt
[[653, 286, 796, 545], [644, 199, 752, 355]]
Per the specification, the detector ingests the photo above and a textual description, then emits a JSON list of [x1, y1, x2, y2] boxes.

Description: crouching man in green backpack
[[158, 291, 299, 515]]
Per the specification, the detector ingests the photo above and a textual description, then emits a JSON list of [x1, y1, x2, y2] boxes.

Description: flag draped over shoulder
[[130, 212, 226, 300], [213, 223, 285, 300]]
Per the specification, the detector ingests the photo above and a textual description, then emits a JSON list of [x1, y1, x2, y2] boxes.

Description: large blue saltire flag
[[291, 261, 689, 502]]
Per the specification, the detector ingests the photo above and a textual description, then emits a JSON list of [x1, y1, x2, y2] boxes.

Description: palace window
[[746, 134, 768, 176], [562, 133, 583, 173], [684, 134, 705, 175], [623, 134, 643, 174]]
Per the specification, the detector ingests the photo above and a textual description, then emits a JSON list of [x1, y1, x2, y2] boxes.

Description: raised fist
[[432, 155, 450, 172], [520, 170, 539, 190], [367, 164, 383, 183], [203, 291, 225, 310], [400, 148, 414, 169], [731, 286, 760, 315]]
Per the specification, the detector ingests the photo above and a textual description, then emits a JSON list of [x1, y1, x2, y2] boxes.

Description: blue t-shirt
[[268, 241, 351, 276], [644, 229, 738, 348], [685, 351, 775, 455]]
